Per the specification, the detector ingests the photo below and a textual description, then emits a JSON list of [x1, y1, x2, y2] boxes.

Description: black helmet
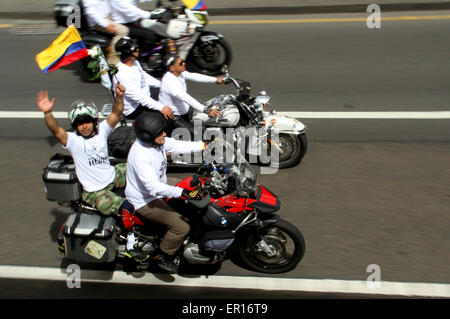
[[134, 112, 167, 146], [115, 37, 139, 60], [164, 53, 179, 70]]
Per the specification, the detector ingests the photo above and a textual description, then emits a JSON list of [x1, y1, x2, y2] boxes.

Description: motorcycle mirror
[[190, 174, 201, 188]]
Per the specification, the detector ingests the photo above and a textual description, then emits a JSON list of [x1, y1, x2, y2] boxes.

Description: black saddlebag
[[42, 154, 82, 202], [62, 210, 119, 263], [107, 125, 136, 159]]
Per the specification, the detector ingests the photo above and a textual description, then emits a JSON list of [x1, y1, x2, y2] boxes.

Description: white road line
[[0, 265, 449, 297], [2, 111, 450, 119], [0, 111, 71, 118], [283, 111, 450, 119]]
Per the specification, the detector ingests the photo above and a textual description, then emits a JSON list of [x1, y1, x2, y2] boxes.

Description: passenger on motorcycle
[[81, 0, 129, 65], [110, 0, 160, 55], [35, 84, 136, 222], [113, 37, 175, 120], [125, 112, 205, 273], [159, 53, 223, 138]]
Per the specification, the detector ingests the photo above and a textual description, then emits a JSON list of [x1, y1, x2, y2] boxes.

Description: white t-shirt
[[113, 61, 164, 116], [81, 0, 111, 28], [159, 71, 217, 116], [63, 121, 116, 193], [125, 137, 205, 209], [110, 0, 151, 24]]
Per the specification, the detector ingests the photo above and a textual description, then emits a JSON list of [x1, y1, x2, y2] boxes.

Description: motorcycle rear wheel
[[238, 219, 305, 274], [187, 37, 232, 76]]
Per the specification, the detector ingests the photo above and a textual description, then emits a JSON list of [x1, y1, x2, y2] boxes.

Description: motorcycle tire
[[187, 36, 232, 76], [237, 219, 305, 274], [272, 133, 308, 169]]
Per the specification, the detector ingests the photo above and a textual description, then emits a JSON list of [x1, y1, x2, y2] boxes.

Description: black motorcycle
[[53, 0, 232, 78]]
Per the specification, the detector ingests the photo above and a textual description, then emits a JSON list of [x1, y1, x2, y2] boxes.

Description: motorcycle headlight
[[254, 95, 271, 110], [193, 12, 209, 26], [54, 4, 76, 15]]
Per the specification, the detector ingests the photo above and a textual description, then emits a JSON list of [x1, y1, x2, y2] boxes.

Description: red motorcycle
[[49, 142, 305, 274], [122, 141, 306, 273]]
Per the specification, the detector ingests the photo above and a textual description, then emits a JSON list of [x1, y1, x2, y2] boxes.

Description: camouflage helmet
[[68, 100, 99, 138], [68, 100, 98, 128]]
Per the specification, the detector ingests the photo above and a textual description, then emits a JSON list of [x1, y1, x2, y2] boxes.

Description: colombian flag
[[182, 0, 207, 10], [35, 25, 88, 74]]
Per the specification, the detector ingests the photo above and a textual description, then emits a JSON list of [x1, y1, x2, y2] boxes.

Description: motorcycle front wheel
[[237, 219, 305, 274], [271, 133, 308, 169], [187, 36, 232, 76]]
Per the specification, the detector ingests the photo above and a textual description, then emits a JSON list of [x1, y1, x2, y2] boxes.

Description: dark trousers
[[136, 199, 190, 256], [125, 22, 161, 54], [170, 114, 195, 139], [166, 110, 205, 141], [126, 108, 204, 141], [125, 105, 165, 121]]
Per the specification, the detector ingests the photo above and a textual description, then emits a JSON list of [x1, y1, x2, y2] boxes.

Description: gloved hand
[[141, 18, 157, 29], [181, 188, 202, 200]]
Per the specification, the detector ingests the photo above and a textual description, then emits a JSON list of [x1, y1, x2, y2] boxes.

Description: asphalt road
[[0, 11, 449, 299]]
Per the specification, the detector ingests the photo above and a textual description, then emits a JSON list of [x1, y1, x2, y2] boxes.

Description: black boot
[[154, 249, 179, 274]]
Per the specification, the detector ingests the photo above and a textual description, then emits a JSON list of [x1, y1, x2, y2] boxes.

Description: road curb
[[1, 2, 450, 20]]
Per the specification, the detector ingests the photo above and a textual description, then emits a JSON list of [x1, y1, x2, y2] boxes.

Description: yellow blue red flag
[[182, 0, 207, 10], [35, 25, 88, 74]]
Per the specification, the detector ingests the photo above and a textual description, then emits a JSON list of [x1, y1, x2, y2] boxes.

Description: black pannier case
[[43, 154, 82, 202], [62, 211, 119, 263]]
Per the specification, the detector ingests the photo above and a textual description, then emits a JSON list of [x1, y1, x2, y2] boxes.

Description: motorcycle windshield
[[204, 139, 257, 195]]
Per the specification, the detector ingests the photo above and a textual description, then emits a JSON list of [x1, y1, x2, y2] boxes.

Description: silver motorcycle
[[104, 68, 308, 169], [190, 68, 308, 169]]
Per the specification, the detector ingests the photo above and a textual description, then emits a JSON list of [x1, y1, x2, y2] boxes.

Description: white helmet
[[68, 100, 98, 135]]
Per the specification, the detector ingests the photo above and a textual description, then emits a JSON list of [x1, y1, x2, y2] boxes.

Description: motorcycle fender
[[200, 32, 223, 43], [255, 214, 281, 228], [263, 112, 306, 133]]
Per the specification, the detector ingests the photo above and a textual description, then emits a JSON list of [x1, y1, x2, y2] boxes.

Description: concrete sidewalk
[[0, 0, 449, 19]]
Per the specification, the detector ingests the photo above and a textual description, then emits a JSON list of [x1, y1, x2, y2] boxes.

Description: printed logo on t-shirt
[[85, 139, 109, 167], [88, 156, 109, 167], [159, 158, 167, 179]]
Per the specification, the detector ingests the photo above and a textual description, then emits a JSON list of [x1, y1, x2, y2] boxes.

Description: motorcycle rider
[[159, 53, 223, 139], [113, 37, 175, 120], [125, 112, 205, 273], [110, 0, 160, 55], [81, 0, 129, 64]]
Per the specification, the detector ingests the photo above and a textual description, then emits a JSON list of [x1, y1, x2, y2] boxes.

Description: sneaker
[[154, 254, 179, 274]]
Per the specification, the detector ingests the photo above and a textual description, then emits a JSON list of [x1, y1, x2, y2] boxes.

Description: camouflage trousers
[[82, 163, 127, 216]]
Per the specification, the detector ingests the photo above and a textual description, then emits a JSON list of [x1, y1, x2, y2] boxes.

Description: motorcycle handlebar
[[222, 76, 241, 89], [184, 191, 211, 209]]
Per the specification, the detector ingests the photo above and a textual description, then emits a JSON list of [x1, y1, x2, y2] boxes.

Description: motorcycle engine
[[183, 243, 211, 264]]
